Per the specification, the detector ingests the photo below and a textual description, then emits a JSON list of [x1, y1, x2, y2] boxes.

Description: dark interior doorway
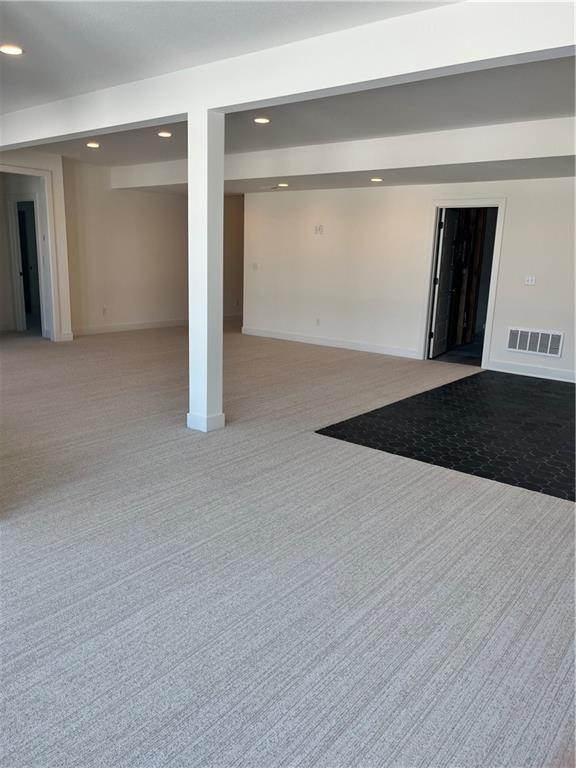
[[428, 206, 498, 366], [17, 200, 42, 334]]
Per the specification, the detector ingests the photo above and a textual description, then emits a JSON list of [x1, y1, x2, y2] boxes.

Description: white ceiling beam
[[1, 2, 573, 149], [225, 118, 575, 179], [108, 118, 574, 191]]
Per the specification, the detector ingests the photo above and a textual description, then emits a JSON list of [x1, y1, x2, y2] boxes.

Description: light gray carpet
[[1, 325, 574, 767]]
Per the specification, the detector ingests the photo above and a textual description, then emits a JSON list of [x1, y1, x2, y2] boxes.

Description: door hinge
[[429, 331, 434, 339], [433, 277, 439, 286], [438, 220, 444, 230]]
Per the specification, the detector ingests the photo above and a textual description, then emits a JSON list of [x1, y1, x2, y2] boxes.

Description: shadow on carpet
[[317, 371, 575, 501]]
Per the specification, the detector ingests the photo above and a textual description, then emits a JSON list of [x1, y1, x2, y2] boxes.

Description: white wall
[[244, 177, 575, 381], [224, 195, 244, 317], [111, 160, 187, 190], [63, 159, 188, 335]]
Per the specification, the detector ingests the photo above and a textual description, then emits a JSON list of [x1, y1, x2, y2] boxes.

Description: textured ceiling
[[44, 122, 188, 166], [0, 1, 452, 114]]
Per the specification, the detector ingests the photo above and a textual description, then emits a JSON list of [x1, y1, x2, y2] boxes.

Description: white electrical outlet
[[314, 225, 324, 235], [252, 262, 258, 271], [525, 275, 536, 286], [315, 318, 320, 326]]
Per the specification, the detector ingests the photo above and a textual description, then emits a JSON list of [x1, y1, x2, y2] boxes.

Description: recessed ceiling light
[[158, 131, 172, 138], [0, 43, 23, 56], [370, 177, 383, 183], [86, 142, 100, 149], [277, 183, 289, 188], [254, 117, 271, 125]]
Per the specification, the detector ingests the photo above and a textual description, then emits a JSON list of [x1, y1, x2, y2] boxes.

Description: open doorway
[[16, 201, 42, 334], [428, 206, 498, 366], [1, 170, 54, 339], [223, 194, 244, 330]]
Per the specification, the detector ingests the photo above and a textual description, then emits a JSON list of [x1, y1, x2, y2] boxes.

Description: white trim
[[31, 191, 50, 338], [186, 412, 226, 432], [6, 193, 50, 336], [5, 195, 26, 331], [0, 163, 71, 342], [41, 169, 67, 341], [74, 319, 187, 336], [425, 207, 446, 359], [423, 197, 507, 369], [486, 359, 575, 383], [242, 327, 421, 359]]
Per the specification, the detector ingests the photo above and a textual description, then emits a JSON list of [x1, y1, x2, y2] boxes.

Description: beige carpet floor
[[1, 324, 574, 767]]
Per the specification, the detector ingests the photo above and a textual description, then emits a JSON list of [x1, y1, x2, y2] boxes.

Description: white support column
[[186, 108, 225, 432]]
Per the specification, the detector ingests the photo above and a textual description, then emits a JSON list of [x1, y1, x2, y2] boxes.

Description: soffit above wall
[[130, 156, 576, 196], [223, 156, 576, 193]]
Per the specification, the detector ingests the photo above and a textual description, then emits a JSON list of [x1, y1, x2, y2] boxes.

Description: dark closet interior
[[429, 206, 498, 366]]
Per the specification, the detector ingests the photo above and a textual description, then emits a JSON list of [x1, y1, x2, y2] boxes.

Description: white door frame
[[6, 194, 26, 332], [6, 192, 48, 335], [0, 165, 62, 341], [423, 197, 507, 370]]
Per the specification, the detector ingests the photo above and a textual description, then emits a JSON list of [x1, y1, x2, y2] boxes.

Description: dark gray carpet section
[[318, 371, 575, 500]]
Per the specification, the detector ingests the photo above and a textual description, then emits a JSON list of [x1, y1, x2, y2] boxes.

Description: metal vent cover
[[507, 328, 564, 357]]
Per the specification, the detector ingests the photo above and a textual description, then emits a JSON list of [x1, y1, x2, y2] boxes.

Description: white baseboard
[[486, 358, 575, 382], [0, 326, 72, 341], [187, 412, 226, 432], [75, 319, 187, 336], [242, 326, 421, 359]]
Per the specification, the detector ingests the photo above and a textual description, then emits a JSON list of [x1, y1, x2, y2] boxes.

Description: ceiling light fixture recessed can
[[370, 177, 383, 183], [157, 131, 172, 138], [0, 43, 23, 56], [254, 117, 271, 124], [86, 142, 100, 149]]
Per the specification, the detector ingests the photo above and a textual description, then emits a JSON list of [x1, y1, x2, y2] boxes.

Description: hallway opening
[[16, 200, 42, 335]]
